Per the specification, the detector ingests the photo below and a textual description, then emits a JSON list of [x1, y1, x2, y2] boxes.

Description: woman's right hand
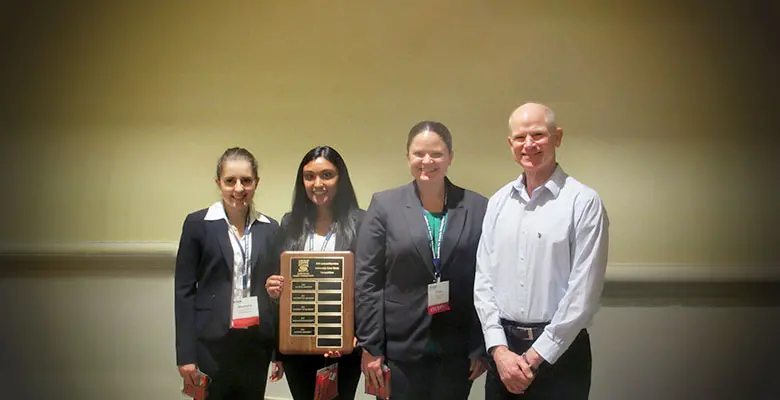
[[361, 350, 386, 389], [265, 275, 284, 299], [178, 364, 198, 387]]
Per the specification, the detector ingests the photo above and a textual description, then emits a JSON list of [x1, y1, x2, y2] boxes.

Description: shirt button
[[520, 257, 525, 261], [520, 282, 524, 287]]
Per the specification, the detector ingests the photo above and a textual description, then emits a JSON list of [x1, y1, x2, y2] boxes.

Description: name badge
[[427, 280, 450, 315], [231, 296, 259, 329]]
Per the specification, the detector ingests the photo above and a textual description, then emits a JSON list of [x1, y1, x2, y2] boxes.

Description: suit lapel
[[249, 221, 262, 273], [403, 183, 436, 277], [440, 185, 466, 268], [208, 220, 234, 274]]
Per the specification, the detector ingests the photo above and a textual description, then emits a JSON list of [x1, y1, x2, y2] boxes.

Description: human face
[[302, 157, 339, 207], [407, 130, 453, 184], [215, 159, 257, 212], [508, 109, 562, 173]]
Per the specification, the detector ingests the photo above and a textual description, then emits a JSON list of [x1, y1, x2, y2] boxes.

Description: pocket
[[384, 296, 403, 305], [534, 229, 569, 258]]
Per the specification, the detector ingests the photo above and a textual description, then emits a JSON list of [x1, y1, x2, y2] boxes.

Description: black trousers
[[283, 350, 363, 400], [197, 328, 273, 400], [385, 354, 474, 400], [485, 326, 592, 400]]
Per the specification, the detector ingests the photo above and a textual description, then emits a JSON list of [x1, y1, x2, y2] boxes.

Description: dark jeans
[[283, 350, 363, 400], [385, 354, 474, 400], [486, 324, 592, 400], [197, 328, 272, 400]]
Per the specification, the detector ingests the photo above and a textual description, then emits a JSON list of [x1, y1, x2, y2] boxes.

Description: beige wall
[[1, 260, 778, 400], [0, 0, 777, 264], [0, 2, 779, 399]]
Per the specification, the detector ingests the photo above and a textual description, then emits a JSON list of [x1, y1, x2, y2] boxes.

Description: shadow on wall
[[1, 258, 780, 399]]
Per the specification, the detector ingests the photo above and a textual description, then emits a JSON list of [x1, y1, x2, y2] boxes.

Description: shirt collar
[[204, 201, 271, 224], [512, 164, 567, 198]]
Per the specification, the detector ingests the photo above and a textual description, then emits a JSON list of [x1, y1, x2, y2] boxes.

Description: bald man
[[474, 103, 610, 399]]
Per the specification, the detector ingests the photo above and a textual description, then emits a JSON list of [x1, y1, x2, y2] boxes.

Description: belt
[[500, 319, 548, 341]]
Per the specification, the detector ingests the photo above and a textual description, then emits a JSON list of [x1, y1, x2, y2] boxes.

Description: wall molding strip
[[0, 242, 777, 283]]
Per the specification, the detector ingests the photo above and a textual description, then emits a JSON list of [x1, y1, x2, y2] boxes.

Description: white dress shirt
[[307, 232, 337, 252], [474, 165, 609, 364], [204, 201, 271, 303]]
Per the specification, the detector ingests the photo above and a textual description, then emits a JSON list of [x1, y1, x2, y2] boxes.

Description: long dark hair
[[283, 146, 360, 251]]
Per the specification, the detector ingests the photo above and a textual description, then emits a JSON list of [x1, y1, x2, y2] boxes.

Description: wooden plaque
[[279, 251, 355, 355]]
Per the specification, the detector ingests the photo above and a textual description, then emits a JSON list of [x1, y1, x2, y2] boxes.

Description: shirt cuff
[[484, 326, 509, 354], [531, 331, 564, 364]]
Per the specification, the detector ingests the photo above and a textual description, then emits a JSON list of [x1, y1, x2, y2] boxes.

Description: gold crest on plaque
[[297, 259, 310, 274]]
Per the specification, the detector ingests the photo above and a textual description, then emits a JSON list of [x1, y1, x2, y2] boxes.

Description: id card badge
[[427, 280, 451, 315], [314, 363, 339, 400], [231, 296, 259, 329]]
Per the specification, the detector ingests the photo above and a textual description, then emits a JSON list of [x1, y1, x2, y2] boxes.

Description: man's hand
[[178, 364, 198, 388], [361, 350, 386, 389], [265, 275, 284, 299], [521, 347, 545, 376], [269, 361, 284, 382], [492, 346, 534, 394], [467, 357, 487, 380]]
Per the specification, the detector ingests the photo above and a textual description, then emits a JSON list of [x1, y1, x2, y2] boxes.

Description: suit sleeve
[[174, 214, 201, 366], [350, 209, 367, 253], [355, 195, 387, 357], [275, 213, 291, 274], [266, 221, 283, 362]]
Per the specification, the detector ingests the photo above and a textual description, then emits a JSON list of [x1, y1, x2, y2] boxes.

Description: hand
[[265, 275, 284, 299], [178, 364, 198, 388], [269, 361, 284, 382], [361, 350, 386, 389], [324, 350, 342, 358], [521, 347, 544, 376], [467, 357, 487, 380], [325, 336, 359, 358], [492, 346, 534, 394]]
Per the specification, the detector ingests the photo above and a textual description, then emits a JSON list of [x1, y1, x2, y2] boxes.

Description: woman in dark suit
[[175, 147, 284, 400], [356, 121, 488, 400], [265, 145, 365, 400]]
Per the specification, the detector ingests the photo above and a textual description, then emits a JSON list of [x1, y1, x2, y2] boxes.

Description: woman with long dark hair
[[265, 145, 364, 400]]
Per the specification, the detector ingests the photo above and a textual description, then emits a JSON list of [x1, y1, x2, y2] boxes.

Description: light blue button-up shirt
[[474, 165, 609, 364]]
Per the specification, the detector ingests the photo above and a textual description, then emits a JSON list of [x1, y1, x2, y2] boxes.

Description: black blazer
[[355, 179, 488, 363], [174, 207, 280, 366]]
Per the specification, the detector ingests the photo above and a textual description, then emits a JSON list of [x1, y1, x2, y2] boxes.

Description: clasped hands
[[492, 345, 543, 394]]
